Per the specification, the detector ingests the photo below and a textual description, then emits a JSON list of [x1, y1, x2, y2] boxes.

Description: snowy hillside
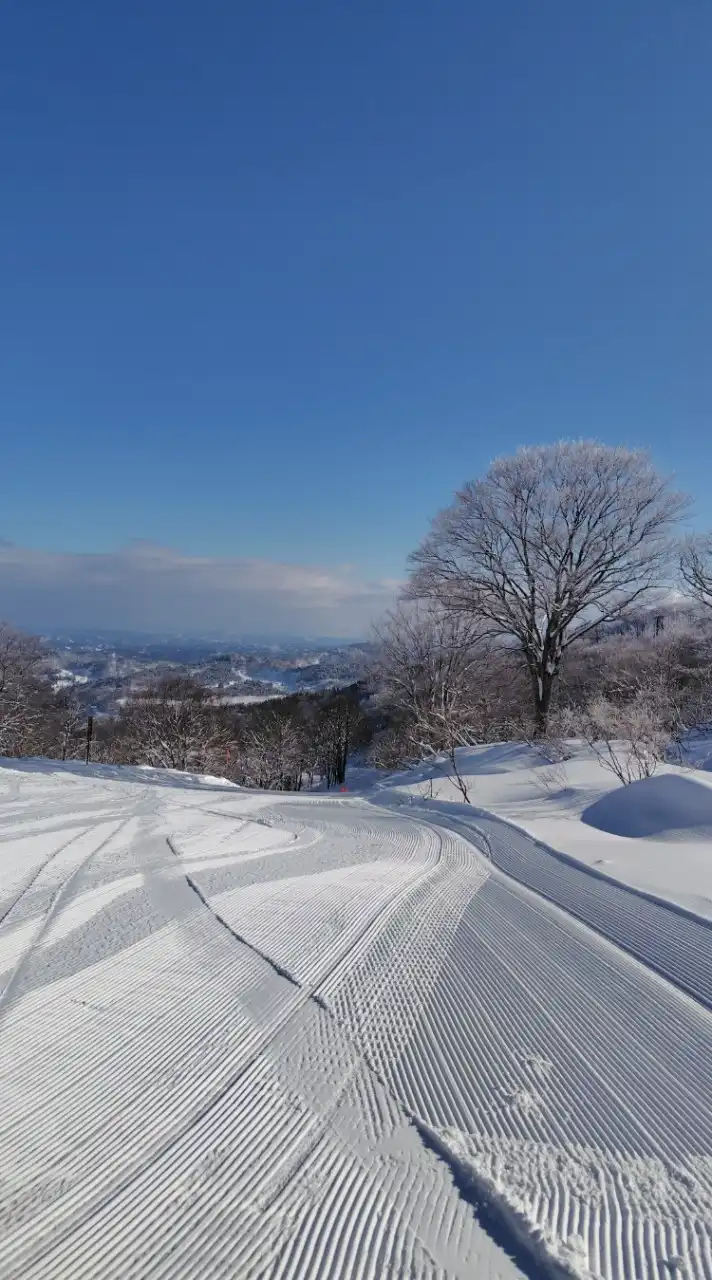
[[2, 755, 712, 1279], [371, 741, 712, 919]]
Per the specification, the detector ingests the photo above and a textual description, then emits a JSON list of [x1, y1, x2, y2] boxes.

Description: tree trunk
[[531, 667, 554, 737]]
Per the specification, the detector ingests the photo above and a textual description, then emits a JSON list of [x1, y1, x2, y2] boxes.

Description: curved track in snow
[[1, 763, 711, 1279], [423, 804, 712, 1010]]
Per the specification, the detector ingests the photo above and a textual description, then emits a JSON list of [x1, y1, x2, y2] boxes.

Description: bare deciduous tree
[[680, 532, 712, 612], [0, 623, 46, 756], [52, 689, 86, 761], [375, 604, 499, 801], [315, 702, 349, 789], [237, 707, 305, 790], [225, 686, 367, 792], [409, 442, 687, 735]]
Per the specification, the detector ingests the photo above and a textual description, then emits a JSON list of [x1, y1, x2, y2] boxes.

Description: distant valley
[[41, 630, 375, 715]]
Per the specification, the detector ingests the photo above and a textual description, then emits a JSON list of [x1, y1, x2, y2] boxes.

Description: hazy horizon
[[0, 540, 396, 640]]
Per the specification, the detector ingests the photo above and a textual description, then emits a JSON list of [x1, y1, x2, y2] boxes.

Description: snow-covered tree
[[374, 604, 513, 800], [409, 442, 687, 735], [120, 678, 228, 773], [51, 689, 86, 761], [238, 707, 305, 790], [0, 623, 46, 756]]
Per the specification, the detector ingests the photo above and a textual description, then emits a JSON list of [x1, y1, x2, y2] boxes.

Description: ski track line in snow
[[6, 811, 515, 1279], [0, 827, 96, 929], [407, 803, 712, 1014], [167, 808, 446, 1009], [0, 803, 137, 919], [18, 999, 514, 1280], [166, 834, 303, 987], [0, 816, 137, 1016], [187, 811, 573, 1280], [175, 799, 449, 996]]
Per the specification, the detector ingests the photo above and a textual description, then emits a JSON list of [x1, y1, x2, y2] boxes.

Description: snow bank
[[582, 772, 712, 839], [368, 742, 712, 918]]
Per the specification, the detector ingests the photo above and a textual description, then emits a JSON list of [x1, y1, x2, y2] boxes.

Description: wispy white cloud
[[0, 541, 400, 637]]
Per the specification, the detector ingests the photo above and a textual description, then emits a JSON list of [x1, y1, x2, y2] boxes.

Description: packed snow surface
[[2, 755, 712, 1279]]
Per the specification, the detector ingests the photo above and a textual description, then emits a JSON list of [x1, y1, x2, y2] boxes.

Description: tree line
[[109, 680, 373, 788], [0, 636, 376, 789], [3, 441, 712, 792]]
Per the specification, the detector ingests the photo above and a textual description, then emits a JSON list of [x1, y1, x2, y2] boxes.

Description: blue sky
[[1, 2, 711, 634]]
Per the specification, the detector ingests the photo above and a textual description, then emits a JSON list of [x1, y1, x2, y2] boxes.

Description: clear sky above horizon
[[1, 1, 711, 634]]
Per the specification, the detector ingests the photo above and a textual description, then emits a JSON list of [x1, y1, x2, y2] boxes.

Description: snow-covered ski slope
[[1, 760, 712, 1280]]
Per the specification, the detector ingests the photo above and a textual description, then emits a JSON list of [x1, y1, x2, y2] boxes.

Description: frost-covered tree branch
[[680, 532, 712, 612], [374, 604, 508, 801], [561, 671, 682, 785]]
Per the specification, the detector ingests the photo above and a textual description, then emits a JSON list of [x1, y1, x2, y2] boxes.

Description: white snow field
[[2, 758, 712, 1279]]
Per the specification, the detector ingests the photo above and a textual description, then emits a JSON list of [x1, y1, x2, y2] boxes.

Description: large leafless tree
[[409, 442, 687, 734]]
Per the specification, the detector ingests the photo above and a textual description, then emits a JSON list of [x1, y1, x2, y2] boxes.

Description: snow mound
[[582, 773, 712, 840]]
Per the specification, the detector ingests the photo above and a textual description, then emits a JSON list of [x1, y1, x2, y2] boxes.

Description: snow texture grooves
[[0, 826, 94, 928], [372, 867, 712, 1279], [412, 1120, 578, 1280], [426, 805, 712, 1012], [3, 768, 712, 1280]]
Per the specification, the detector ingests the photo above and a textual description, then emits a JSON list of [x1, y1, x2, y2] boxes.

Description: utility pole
[[85, 715, 94, 764]]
